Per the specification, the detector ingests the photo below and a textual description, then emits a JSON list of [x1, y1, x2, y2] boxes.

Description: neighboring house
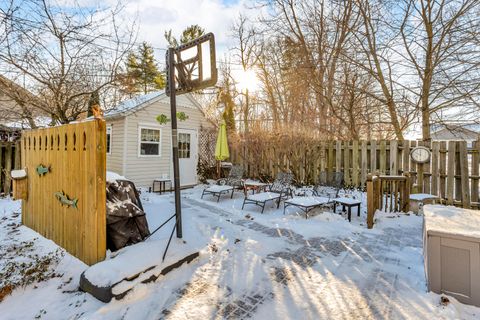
[[431, 123, 480, 147], [0, 124, 21, 142], [105, 91, 213, 189], [0, 74, 41, 128]]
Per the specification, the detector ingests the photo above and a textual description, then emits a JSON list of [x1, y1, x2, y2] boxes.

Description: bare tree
[[245, 0, 393, 139], [0, 0, 136, 125], [231, 15, 260, 133], [399, 0, 480, 140]]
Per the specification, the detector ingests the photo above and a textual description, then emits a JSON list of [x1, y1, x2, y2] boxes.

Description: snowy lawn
[[1, 186, 479, 319]]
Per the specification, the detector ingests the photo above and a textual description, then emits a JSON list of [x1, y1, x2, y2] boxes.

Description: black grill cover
[[106, 179, 150, 251]]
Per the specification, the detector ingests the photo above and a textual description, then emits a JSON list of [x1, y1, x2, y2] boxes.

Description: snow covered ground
[[1, 186, 479, 319]]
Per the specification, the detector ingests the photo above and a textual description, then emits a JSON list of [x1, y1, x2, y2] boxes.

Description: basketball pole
[[168, 47, 183, 238]]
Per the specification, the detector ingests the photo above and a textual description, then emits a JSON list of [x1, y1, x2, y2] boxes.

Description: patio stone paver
[[158, 198, 425, 319]]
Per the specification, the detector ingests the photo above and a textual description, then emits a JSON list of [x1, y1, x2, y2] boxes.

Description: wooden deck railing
[[366, 174, 411, 229]]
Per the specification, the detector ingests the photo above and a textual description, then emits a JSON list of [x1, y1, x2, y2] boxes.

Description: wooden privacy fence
[[230, 137, 480, 209], [21, 119, 106, 265], [0, 142, 21, 195], [366, 174, 411, 229]]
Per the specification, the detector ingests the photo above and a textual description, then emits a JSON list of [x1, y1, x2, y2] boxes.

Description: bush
[[197, 158, 216, 183]]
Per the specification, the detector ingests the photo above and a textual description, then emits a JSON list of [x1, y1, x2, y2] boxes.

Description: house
[[0, 74, 43, 128], [431, 122, 480, 147], [105, 91, 213, 189]]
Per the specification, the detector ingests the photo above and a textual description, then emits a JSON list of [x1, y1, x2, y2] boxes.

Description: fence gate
[[21, 119, 106, 265]]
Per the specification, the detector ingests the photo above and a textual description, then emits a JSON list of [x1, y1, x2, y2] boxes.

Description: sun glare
[[235, 69, 260, 92]]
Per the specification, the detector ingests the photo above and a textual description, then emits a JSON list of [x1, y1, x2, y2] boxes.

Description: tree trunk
[[243, 89, 249, 133]]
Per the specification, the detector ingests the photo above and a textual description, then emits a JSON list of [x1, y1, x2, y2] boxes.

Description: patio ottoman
[[284, 196, 331, 218], [424, 205, 480, 307], [333, 197, 361, 222], [242, 192, 282, 213], [201, 185, 235, 202]]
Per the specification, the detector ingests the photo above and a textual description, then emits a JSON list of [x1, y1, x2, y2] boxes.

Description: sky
[[120, 0, 257, 63]]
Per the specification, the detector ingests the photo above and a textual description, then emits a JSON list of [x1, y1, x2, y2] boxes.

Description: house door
[[177, 129, 198, 186]]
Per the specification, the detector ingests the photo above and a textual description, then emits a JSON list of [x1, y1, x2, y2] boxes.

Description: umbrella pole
[[217, 160, 221, 179]]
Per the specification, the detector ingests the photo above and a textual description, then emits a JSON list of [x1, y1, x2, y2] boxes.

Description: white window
[[138, 127, 161, 156], [106, 126, 112, 154], [178, 133, 191, 158]]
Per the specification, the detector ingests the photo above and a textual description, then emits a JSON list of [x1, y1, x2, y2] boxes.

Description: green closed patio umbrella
[[215, 121, 229, 178]]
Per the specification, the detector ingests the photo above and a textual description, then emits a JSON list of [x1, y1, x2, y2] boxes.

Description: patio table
[[152, 178, 171, 194], [284, 196, 331, 218], [243, 180, 268, 196]]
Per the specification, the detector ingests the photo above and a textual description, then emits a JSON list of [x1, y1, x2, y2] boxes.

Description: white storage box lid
[[424, 204, 480, 240]]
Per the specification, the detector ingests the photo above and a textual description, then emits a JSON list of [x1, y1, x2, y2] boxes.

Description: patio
[[1, 187, 479, 319]]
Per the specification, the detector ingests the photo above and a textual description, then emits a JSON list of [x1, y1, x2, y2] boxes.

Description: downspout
[[122, 116, 128, 177]]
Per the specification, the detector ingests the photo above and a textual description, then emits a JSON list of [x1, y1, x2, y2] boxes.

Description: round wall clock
[[410, 146, 431, 163]]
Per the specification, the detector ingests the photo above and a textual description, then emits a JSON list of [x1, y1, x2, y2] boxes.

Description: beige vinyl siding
[[122, 93, 212, 188], [106, 118, 124, 175], [431, 128, 479, 142]]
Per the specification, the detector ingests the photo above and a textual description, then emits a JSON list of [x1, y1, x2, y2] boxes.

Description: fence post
[[361, 141, 368, 187], [472, 140, 479, 205], [446, 141, 456, 205], [402, 173, 411, 212], [352, 140, 359, 187], [3, 144, 12, 195], [367, 173, 375, 229], [459, 141, 471, 208], [0, 145, 3, 192]]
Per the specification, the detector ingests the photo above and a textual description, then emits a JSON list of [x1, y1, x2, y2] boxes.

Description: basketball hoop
[[162, 33, 217, 249], [166, 32, 218, 96]]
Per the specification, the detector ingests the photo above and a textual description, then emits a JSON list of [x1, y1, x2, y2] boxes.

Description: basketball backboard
[[166, 32, 217, 96]]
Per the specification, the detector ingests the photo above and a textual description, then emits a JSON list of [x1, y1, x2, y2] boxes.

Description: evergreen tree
[[123, 42, 165, 95], [164, 25, 205, 47], [180, 25, 205, 44], [164, 30, 178, 47], [219, 88, 236, 132]]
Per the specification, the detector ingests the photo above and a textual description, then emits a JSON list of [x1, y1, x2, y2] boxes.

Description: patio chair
[[314, 171, 344, 198], [201, 165, 244, 202], [283, 172, 344, 218], [242, 172, 294, 213]]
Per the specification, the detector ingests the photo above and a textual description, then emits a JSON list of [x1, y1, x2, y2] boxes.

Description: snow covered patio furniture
[[314, 171, 344, 199], [242, 172, 294, 213], [152, 178, 171, 194], [283, 196, 331, 218], [201, 165, 244, 202], [201, 184, 236, 202], [243, 180, 269, 195], [333, 197, 361, 222], [409, 193, 439, 213], [282, 172, 344, 218], [242, 191, 282, 213]]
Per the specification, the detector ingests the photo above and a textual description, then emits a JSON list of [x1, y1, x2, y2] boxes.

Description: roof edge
[[104, 91, 167, 120]]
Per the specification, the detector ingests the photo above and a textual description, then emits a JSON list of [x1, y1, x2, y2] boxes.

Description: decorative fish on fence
[[54, 191, 78, 209], [36, 164, 51, 176]]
